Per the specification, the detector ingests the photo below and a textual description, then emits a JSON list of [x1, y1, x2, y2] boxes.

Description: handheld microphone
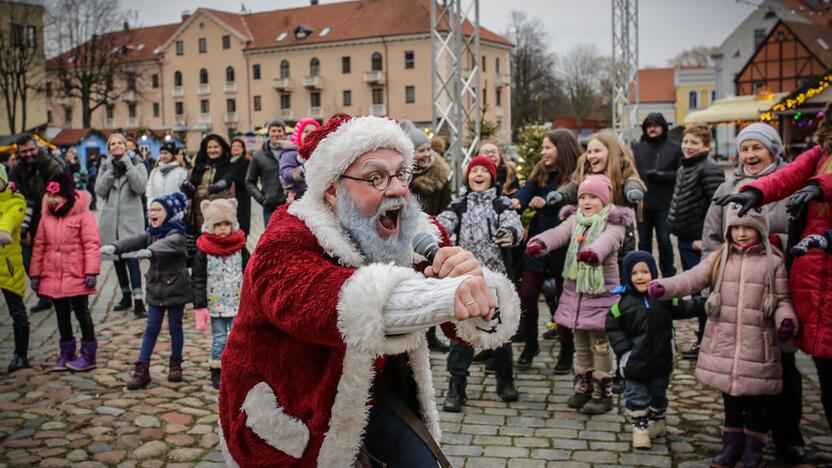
[[412, 232, 439, 263]]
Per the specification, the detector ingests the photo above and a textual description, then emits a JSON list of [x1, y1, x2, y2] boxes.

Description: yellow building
[[46, 0, 513, 151], [674, 67, 716, 125], [0, 1, 47, 135]]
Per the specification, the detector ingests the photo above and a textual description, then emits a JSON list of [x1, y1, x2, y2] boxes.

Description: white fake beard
[[337, 190, 421, 266]]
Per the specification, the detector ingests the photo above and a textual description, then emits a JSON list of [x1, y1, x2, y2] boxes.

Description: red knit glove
[[524, 239, 546, 258], [576, 249, 599, 265], [647, 281, 665, 299], [768, 234, 782, 249]]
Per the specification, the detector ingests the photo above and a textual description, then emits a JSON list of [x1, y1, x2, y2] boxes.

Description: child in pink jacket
[[525, 174, 633, 415], [648, 203, 798, 468], [30, 173, 101, 372]]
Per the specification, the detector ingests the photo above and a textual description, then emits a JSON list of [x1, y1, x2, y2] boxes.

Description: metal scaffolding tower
[[431, 0, 481, 187], [611, 0, 639, 142]]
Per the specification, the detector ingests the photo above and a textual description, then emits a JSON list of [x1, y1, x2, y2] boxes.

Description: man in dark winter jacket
[[632, 113, 682, 277], [9, 133, 63, 313], [245, 119, 293, 226]]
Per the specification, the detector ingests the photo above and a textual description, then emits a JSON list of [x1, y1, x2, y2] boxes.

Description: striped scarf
[[563, 204, 612, 294]]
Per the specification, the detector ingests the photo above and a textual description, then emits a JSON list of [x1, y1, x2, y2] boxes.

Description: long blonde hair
[[573, 131, 645, 206]]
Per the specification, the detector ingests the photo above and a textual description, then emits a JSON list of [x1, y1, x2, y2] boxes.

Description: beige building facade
[[47, 0, 513, 152]]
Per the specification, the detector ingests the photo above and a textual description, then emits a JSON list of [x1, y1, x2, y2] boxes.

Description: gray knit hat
[[400, 120, 430, 149], [736, 123, 783, 159], [267, 119, 287, 131]]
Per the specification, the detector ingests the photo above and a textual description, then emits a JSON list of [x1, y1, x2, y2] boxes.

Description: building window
[[64, 108, 72, 124], [222, 35, 231, 49], [309, 58, 320, 76], [200, 99, 209, 113], [106, 105, 114, 119], [342, 56, 351, 74], [126, 72, 136, 91], [405, 86, 415, 103], [310, 92, 321, 107], [371, 52, 383, 71], [226, 66, 235, 82], [372, 88, 383, 105], [496, 57, 501, 74], [47, 110, 52, 123], [128, 104, 136, 118], [482, 56, 486, 72], [26, 25, 36, 48], [482, 87, 487, 107], [153, 102, 160, 117], [253, 64, 261, 80], [688, 90, 698, 109], [753, 28, 766, 47], [46, 82, 52, 97], [175, 102, 184, 116], [711, 90, 716, 103], [198, 37, 207, 53], [280, 60, 290, 78], [10, 24, 22, 47], [280, 94, 291, 110], [174, 71, 182, 87], [404, 50, 414, 69], [496, 87, 501, 106], [343, 90, 352, 106], [253, 95, 261, 111], [151, 74, 159, 88], [226, 98, 236, 112], [199, 68, 208, 84], [175, 40, 183, 56]]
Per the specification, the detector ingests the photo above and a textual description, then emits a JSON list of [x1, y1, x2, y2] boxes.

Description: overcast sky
[[123, 0, 759, 67]]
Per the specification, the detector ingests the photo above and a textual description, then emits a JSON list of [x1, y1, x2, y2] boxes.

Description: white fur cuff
[[453, 268, 521, 349]]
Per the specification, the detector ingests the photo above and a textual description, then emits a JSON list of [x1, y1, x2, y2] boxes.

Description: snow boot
[[567, 369, 594, 409], [66, 339, 97, 371], [168, 357, 183, 382], [630, 408, 651, 450], [8, 322, 30, 373], [647, 406, 667, 438], [581, 373, 613, 415], [126, 361, 151, 390], [711, 428, 744, 468], [739, 430, 766, 468], [52, 338, 76, 372]]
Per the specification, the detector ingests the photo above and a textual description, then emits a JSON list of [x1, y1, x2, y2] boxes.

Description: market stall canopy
[[684, 92, 788, 124]]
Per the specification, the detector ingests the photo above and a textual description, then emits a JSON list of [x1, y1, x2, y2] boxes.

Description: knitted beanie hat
[[152, 192, 188, 225], [200, 198, 239, 233], [620, 250, 658, 290], [46, 172, 76, 201], [160, 142, 178, 156], [578, 174, 612, 206], [736, 123, 783, 160], [399, 119, 430, 149], [291, 118, 321, 147], [465, 155, 497, 187]]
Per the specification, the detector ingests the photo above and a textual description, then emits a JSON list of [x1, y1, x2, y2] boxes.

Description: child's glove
[[180, 180, 196, 197], [0, 231, 11, 246], [776, 318, 796, 343], [494, 228, 514, 247], [207, 180, 229, 195], [576, 249, 600, 265], [524, 239, 547, 258], [84, 275, 97, 290], [100, 245, 117, 255], [789, 233, 830, 257], [647, 281, 665, 299], [625, 189, 644, 204], [123, 249, 152, 259], [194, 308, 210, 333], [30, 277, 40, 293], [785, 183, 823, 218], [545, 191, 563, 206]]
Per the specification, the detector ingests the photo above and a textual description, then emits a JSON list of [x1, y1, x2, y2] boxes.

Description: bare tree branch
[[669, 46, 717, 67], [558, 44, 604, 130], [0, 2, 46, 134]]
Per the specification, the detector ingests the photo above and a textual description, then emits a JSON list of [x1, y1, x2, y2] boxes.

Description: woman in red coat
[[715, 104, 832, 432]]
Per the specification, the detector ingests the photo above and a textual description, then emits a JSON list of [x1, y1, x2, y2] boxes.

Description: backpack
[[446, 196, 519, 280]]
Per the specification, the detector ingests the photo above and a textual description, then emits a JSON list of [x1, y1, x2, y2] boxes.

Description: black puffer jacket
[[632, 113, 683, 211], [245, 141, 294, 211], [667, 152, 725, 240], [606, 293, 701, 381]]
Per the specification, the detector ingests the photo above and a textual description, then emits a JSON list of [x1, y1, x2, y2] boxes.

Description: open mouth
[[378, 206, 402, 235]]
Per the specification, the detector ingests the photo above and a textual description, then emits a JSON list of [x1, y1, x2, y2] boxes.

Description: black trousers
[[814, 356, 832, 432], [723, 393, 769, 433], [770, 352, 804, 448], [2, 289, 29, 350], [52, 295, 95, 342], [448, 340, 512, 382]]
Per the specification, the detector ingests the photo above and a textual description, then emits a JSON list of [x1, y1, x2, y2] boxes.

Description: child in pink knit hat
[[525, 174, 634, 415], [280, 118, 321, 202]]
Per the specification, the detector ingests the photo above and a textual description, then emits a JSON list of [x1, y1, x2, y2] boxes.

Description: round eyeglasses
[[340, 168, 413, 191]]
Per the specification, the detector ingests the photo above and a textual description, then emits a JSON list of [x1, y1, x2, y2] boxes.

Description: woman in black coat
[[229, 138, 251, 237], [181, 135, 242, 233]]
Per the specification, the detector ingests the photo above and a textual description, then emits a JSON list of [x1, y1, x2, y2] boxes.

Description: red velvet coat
[[218, 196, 520, 467], [742, 146, 832, 359]]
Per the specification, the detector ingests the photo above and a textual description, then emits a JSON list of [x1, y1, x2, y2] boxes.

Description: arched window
[[200, 68, 208, 84], [309, 58, 320, 76], [226, 66, 235, 82], [280, 60, 290, 79], [174, 71, 182, 87], [371, 52, 383, 71], [688, 90, 698, 109]]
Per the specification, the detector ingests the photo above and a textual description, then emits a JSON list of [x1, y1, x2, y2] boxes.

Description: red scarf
[[197, 230, 246, 257]]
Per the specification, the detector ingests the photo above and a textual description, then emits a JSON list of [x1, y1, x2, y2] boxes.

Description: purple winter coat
[[279, 150, 307, 197], [529, 205, 633, 331]]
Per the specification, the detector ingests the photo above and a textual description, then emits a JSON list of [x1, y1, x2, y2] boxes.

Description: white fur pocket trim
[[241, 382, 310, 459]]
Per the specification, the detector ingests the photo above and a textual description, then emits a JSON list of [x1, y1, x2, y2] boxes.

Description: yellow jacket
[[0, 188, 26, 296]]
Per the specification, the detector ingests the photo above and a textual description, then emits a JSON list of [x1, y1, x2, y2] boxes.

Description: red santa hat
[[300, 115, 415, 201]]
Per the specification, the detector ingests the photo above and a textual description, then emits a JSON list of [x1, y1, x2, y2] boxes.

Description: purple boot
[[711, 428, 744, 468], [52, 339, 77, 372], [66, 340, 97, 372]]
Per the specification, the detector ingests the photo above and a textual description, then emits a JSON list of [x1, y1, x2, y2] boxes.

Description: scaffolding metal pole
[[431, 0, 481, 188], [611, 0, 639, 143]]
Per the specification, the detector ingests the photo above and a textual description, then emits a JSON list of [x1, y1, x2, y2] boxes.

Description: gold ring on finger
[[464, 300, 476, 306]]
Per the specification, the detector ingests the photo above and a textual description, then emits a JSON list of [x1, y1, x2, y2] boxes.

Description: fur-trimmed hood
[[411, 156, 451, 194], [559, 204, 634, 225]]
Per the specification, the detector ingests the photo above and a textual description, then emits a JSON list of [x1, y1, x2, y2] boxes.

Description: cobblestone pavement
[[0, 205, 830, 467]]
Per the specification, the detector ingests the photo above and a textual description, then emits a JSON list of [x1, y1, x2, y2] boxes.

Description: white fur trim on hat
[[304, 116, 415, 201]]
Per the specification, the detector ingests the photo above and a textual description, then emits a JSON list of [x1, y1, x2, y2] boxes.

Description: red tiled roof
[[51, 128, 170, 146], [48, 22, 180, 69], [783, 20, 832, 68], [634, 68, 676, 103]]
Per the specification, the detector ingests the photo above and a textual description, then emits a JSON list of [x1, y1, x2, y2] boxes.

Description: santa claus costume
[[218, 115, 520, 467]]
